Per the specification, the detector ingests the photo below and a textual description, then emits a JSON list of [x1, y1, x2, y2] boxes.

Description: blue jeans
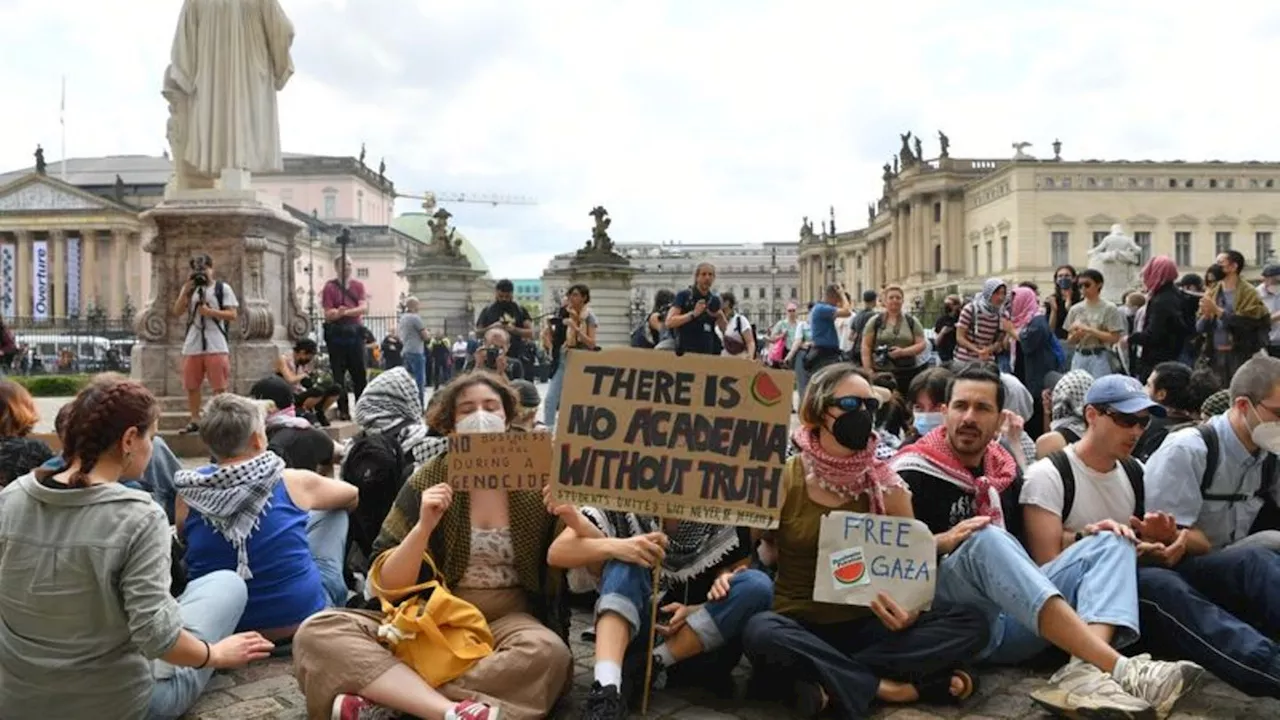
[[596, 560, 773, 651], [148, 570, 248, 719], [1071, 350, 1114, 379], [402, 352, 426, 397], [543, 358, 567, 428], [793, 352, 810, 404], [1138, 545, 1280, 698], [937, 527, 1139, 664], [307, 510, 350, 608]]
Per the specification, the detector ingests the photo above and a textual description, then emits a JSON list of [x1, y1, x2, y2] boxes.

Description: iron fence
[[3, 317, 135, 375]]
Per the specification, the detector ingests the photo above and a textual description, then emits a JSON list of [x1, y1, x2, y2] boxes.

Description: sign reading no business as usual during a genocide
[[448, 431, 552, 491], [550, 347, 793, 528]]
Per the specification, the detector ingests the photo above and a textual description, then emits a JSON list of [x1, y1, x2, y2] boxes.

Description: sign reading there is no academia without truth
[[550, 347, 793, 529]]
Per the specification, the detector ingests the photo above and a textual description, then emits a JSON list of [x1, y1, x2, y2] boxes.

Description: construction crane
[[396, 191, 539, 213]]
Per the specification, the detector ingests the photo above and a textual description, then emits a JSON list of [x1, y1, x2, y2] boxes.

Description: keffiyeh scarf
[[354, 367, 448, 467], [1050, 369, 1094, 440], [580, 507, 742, 590], [890, 426, 1017, 527], [974, 277, 1008, 317], [173, 452, 286, 579], [790, 426, 903, 514]]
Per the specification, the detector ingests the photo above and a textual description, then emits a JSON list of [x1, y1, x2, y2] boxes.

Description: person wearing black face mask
[[743, 363, 988, 717], [1047, 265, 1081, 344]]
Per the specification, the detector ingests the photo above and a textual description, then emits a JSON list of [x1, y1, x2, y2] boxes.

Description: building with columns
[[542, 241, 799, 328], [798, 140, 1280, 314]]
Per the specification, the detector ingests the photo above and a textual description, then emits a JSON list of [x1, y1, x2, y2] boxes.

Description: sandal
[[915, 668, 978, 705]]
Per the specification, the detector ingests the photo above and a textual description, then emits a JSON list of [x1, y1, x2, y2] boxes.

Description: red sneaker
[[331, 693, 397, 720], [452, 700, 502, 720]]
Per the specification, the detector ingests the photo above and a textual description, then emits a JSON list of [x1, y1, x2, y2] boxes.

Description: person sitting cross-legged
[[890, 363, 1203, 719], [546, 496, 772, 719], [175, 394, 357, 641], [1019, 374, 1207, 717]]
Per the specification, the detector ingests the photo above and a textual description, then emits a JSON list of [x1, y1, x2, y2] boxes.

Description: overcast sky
[[1, 0, 1277, 279]]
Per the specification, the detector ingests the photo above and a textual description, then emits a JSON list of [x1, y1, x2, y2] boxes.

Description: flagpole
[[60, 75, 67, 181]]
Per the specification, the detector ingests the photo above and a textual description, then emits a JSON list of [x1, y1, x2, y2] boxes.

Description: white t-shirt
[[182, 282, 239, 356], [1020, 446, 1138, 532], [718, 313, 753, 357]]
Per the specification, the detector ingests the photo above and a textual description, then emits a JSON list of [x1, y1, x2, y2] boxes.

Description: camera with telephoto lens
[[189, 255, 211, 288], [484, 345, 501, 369], [874, 344, 893, 367]]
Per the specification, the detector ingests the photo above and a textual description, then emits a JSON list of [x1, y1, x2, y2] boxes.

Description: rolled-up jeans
[[595, 560, 773, 652], [936, 526, 1140, 664]]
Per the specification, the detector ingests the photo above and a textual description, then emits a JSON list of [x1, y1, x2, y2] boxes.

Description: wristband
[[195, 639, 211, 670]]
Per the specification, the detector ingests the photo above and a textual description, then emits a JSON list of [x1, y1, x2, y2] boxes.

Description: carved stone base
[[404, 262, 486, 337], [130, 195, 307, 395]]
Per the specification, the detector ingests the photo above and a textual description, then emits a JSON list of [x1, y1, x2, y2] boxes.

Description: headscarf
[[1142, 256, 1179, 294], [1050, 369, 1094, 440], [790, 426, 903, 514], [1008, 286, 1041, 359], [353, 367, 447, 467], [973, 277, 1008, 317], [890, 426, 1018, 527]]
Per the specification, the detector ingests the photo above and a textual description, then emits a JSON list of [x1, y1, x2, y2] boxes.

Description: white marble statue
[[163, 0, 295, 191], [1088, 223, 1143, 302]]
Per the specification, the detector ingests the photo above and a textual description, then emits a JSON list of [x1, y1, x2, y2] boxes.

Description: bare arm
[[882, 485, 914, 519], [745, 325, 757, 358], [275, 355, 307, 385], [666, 304, 696, 329], [861, 328, 875, 368], [170, 281, 193, 317], [282, 468, 358, 511], [1023, 504, 1069, 565], [1181, 526, 1215, 558]]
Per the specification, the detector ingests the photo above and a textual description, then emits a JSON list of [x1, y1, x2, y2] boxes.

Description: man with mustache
[[891, 363, 1202, 719]]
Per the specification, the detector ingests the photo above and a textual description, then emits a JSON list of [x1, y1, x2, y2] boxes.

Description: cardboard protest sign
[[812, 511, 937, 612], [448, 432, 552, 491], [550, 347, 793, 528]]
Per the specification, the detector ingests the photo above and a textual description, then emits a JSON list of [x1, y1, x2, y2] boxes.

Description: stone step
[[32, 420, 361, 459]]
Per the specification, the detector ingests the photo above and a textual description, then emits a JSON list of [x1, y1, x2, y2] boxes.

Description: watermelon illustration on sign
[[829, 547, 870, 589], [750, 371, 783, 407]]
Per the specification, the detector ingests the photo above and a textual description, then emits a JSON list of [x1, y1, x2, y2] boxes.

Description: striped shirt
[[954, 302, 1003, 363]]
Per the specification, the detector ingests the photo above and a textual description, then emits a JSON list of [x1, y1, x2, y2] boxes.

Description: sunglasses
[[1102, 408, 1151, 429], [829, 395, 880, 414]]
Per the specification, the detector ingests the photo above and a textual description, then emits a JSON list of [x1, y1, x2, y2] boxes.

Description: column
[[14, 231, 30, 317], [939, 195, 950, 275], [81, 230, 98, 311], [110, 228, 127, 317], [49, 230, 66, 318]]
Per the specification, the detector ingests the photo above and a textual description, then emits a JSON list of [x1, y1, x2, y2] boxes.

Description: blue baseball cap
[[1084, 374, 1165, 417]]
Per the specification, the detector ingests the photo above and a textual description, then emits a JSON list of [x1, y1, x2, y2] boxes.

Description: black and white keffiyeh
[[173, 452, 286, 579], [353, 367, 447, 467], [579, 507, 741, 589]]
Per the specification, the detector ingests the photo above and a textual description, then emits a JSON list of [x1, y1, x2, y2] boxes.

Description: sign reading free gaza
[[813, 512, 937, 612], [550, 348, 793, 529]]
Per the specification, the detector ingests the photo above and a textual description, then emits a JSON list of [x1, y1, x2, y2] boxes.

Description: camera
[[874, 344, 893, 367], [189, 254, 211, 288], [484, 345, 501, 369]]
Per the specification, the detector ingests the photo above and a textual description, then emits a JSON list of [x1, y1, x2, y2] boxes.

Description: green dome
[[392, 212, 490, 275]]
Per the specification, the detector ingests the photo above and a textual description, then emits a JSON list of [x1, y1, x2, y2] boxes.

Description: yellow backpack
[[368, 549, 494, 687]]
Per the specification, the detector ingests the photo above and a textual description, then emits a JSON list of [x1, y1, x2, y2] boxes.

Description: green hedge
[[10, 374, 94, 397]]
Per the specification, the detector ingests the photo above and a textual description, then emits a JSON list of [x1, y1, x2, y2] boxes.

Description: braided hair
[[57, 376, 158, 488]]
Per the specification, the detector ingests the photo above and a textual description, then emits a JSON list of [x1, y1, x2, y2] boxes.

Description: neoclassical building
[[542, 241, 799, 328], [798, 139, 1280, 313]]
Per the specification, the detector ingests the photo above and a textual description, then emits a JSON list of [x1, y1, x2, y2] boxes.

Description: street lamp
[[306, 209, 318, 336], [769, 246, 778, 325]]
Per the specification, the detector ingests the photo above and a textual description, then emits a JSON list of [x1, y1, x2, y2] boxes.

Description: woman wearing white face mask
[[292, 372, 572, 720]]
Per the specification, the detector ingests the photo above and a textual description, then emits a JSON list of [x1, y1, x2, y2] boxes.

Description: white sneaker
[[1029, 657, 1154, 719], [1114, 653, 1205, 719]]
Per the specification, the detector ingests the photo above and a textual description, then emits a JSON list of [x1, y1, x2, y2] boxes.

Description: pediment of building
[[1207, 213, 1239, 226], [1167, 213, 1199, 226], [1126, 213, 1159, 226], [1249, 214, 1278, 226], [1042, 213, 1075, 225], [1085, 213, 1119, 225], [0, 174, 129, 214]]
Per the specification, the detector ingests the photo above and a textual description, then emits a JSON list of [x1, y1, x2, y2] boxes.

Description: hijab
[[974, 277, 1008, 317], [1142, 256, 1179, 294]]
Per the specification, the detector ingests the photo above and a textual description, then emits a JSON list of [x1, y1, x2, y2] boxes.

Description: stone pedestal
[[563, 256, 636, 348], [403, 257, 485, 338], [131, 192, 307, 396]]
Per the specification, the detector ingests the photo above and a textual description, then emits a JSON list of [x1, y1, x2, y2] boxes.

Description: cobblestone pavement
[[184, 609, 1276, 720]]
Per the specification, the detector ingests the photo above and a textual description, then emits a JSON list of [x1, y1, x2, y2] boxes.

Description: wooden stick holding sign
[[813, 511, 937, 612], [447, 431, 552, 491], [641, 563, 661, 716], [548, 348, 794, 716]]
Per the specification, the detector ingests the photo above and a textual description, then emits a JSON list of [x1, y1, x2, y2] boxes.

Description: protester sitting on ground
[[293, 372, 572, 720], [0, 375, 272, 718], [175, 394, 357, 641], [0, 436, 52, 486], [51, 391, 185, 522], [0, 378, 39, 440], [547, 477, 770, 717], [906, 365, 954, 438], [508, 379, 546, 432], [742, 363, 988, 720], [250, 375, 342, 474], [1035, 370, 1096, 459], [275, 338, 340, 426], [1140, 357, 1280, 698], [354, 366, 448, 468], [891, 364, 1202, 718]]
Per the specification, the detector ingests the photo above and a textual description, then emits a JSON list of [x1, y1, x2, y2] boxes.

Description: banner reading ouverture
[[32, 240, 49, 320], [550, 347, 793, 529]]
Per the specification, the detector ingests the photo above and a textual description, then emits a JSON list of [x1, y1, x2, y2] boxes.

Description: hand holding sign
[[610, 531, 668, 569]]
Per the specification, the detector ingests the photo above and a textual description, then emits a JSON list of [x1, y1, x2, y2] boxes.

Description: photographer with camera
[[860, 284, 927, 395], [321, 257, 368, 421], [476, 278, 534, 369], [666, 262, 728, 356], [170, 254, 239, 433], [463, 326, 526, 381]]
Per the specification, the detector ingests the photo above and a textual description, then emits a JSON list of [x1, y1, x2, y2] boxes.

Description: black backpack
[[1132, 420, 1198, 463], [341, 420, 416, 566], [1046, 450, 1146, 521], [630, 312, 657, 348]]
